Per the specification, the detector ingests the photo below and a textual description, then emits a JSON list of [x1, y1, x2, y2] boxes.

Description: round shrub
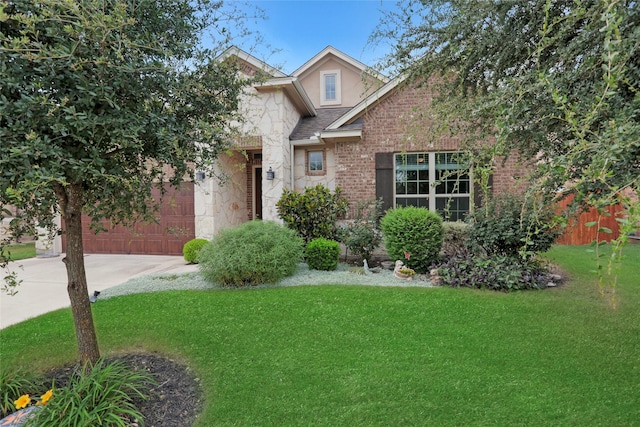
[[306, 238, 340, 271], [469, 192, 560, 258], [182, 238, 209, 264], [380, 206, 444, 273], [198, 221, 304, 286]]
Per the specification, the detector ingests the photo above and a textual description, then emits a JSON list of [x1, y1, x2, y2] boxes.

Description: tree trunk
[[57, 182, 101, 365]]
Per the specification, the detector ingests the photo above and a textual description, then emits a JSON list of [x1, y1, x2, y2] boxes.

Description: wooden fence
[[555, 195, 624, 245]]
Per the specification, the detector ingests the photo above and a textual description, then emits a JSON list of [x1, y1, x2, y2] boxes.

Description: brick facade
[[335, 82, 531, 213]]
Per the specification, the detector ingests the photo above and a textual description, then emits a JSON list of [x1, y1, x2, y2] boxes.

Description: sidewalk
[[0, 254, 197, 329]]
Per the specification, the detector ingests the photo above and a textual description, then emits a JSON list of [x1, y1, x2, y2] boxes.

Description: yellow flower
[[38, 389, 53, 405], [14, 394, 31, 409]]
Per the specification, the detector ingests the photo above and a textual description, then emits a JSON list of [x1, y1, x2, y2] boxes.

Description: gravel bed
[[99, 263, 433, 300]]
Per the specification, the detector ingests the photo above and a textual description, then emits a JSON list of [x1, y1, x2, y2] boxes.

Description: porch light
[[195, 171, 206, 182], [266, 167, 275, 180]]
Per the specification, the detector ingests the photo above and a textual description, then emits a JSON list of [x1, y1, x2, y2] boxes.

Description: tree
[[0, 0, 251, 364], [373, 0, 639, 236]]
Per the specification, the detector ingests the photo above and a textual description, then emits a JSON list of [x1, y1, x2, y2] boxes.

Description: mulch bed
[[40, 353, 203, 427]]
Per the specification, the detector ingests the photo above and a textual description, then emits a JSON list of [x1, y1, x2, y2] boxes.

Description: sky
[[229, 0, 400, 74]]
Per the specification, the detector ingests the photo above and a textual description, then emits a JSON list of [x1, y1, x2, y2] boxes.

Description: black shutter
[[375, 152, 394, 213], [473, 174, 493, 209]]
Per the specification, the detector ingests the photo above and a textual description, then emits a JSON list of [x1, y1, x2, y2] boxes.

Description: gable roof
[[326, 73, 407, 130], [289, 73, 407, 144], [218, 46, 287, 78], [255, 76, 316, 117], [292, 46, 388, 83]]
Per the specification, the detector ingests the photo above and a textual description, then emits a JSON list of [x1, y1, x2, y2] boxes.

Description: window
[[325, 75, 336, 100], [308, 150, 324, 172], [394, 152, 470, 221], [320, 70, 341, 105]]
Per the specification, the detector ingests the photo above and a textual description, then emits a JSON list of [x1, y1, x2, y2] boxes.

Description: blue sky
[[231, 0, 399, 74]]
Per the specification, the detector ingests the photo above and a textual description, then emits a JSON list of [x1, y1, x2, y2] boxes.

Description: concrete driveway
[[0, 254, 197, 329]]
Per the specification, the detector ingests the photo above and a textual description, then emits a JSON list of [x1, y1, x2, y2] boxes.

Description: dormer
[[292, 46, 387, 109]]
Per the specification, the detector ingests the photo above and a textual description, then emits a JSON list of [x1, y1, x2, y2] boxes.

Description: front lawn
[[0, 241, 35, 261], [1, 245, 639, 426]]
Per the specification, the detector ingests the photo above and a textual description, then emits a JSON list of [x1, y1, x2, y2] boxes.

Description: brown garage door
[[63, 183, 195, 255]]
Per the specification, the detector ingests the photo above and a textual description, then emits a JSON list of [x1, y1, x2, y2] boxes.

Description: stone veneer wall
[[195, 83, 302, 238], [194, 151, 248, 240], [335, 83, 531, 213], [257, 89, 300, 223]]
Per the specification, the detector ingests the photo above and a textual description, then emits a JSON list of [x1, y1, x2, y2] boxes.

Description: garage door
[[63, 183, 195, 255]]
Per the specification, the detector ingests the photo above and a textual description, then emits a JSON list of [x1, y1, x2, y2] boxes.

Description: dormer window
[[320, 70, 341, 106]]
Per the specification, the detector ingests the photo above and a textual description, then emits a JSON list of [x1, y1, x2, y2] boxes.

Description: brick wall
[[335, 82, 531, 213]]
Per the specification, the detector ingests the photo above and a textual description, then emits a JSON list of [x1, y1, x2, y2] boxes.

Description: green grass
[[1, 245, 639, 426], [1, 242, 36, 261]]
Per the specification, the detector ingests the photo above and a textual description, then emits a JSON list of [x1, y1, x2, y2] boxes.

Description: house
[[51, 46, 527, 255], [193, 46, 526, 240]]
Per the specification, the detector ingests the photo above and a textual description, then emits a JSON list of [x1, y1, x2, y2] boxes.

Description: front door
[[254, 167, 263, 219]]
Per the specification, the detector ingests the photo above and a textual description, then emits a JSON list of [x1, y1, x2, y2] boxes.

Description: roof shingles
[[289, 107, 355, 140]]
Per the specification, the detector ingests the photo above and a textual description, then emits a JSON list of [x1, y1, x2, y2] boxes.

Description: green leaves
[[276, 185, 349, 243], [0, 0, 248, 228], [377, 0, 639, 214]]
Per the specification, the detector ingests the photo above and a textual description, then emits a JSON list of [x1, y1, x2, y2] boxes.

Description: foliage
[[468, 192, 560, 259], [340, 198, 384, 263], [440, 221, 470, 258], [374, 0, 640, 288], [305, 238, 340, 271], [198, 221, 304, 286], [28, 358, 153, 427], [0, 367, 38, 418], [380, 206, 443, 273], [0, 0, 253, 363], [434, 251, 551, 292], [376, 0, 639, 198], [276, 185, 348, 243], [183, 238, 209, 264]]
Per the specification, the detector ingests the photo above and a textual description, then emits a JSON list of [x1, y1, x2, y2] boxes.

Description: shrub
[[306, 238, 340, 271], [434, 250, 551, 291], [276, 184, 348, 242], [182, 238, 209, 264], [199, 220, 304, 286], [30, 358, 152, 427], [380, 206, 444, 273], [340, 198, 383, 263], [441, 221, 471, 257], [469, 192, 560, 259], [0, 367, 39, 418]]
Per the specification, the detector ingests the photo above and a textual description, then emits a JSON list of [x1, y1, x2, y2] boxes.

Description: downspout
[[290, 139, 295, 190]]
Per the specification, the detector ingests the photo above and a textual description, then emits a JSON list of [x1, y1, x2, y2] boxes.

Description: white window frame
[[394, 151, 471, 221], [320, 69, 341, 106]]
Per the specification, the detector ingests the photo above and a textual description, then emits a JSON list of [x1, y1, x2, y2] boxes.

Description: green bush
[[441, 221, 471, 257], [434, 251, 551, 291], [276, 184, 348, 242], [30, 358, 153, 427], [380, 206, 444, 273], [199, 220, 304, 286], [469, 192, 560, 259], [340, 198, 383, 263], [182, 238, 209, 264], [306, 238, 340, 271]]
